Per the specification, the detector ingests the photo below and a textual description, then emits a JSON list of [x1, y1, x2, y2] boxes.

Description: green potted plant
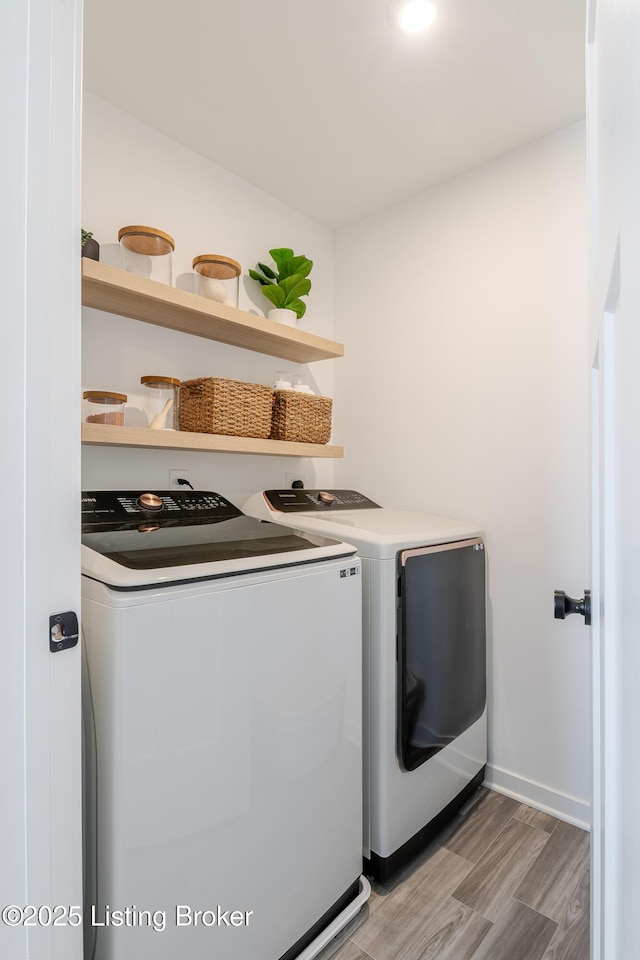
[[249, 247, 313, 326], [82, 229, 100, 262]]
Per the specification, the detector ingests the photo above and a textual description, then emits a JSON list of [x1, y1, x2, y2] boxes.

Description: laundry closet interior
[[79, 2, 590, 959]]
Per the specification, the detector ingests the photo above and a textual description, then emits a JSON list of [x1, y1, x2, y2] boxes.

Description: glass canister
[[118, 225, 175, 284], [192, 254, 241, 307], [83, 390, 127, 426], [141, 376, 180, 430]]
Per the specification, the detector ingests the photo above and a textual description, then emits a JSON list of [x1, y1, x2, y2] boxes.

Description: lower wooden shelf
[[81, 423, 344, 459]]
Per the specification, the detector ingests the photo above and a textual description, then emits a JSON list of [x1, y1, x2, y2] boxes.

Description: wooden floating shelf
[[81, 259, 344, 364], [81, 423, 344, 459]]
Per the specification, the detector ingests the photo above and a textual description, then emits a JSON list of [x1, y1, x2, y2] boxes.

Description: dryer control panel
[[82, 490, 241, 531], [264, 489, 380, 512]]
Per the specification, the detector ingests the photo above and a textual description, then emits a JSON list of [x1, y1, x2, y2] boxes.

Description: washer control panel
[[264, 489, 380, 512], [82, 490, 241, 530]]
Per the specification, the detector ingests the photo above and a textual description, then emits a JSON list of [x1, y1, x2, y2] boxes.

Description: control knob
[[137, 492, 163, 512]]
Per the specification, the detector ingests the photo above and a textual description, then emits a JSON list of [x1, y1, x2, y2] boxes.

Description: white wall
[[334, 122, 591, 825], [82, 93, 337, 500]]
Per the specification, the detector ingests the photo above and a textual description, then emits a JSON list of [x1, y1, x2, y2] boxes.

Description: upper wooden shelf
[[81, 259, 344, 364]]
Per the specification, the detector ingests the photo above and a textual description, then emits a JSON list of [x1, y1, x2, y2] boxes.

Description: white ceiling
[[83, 0, 586, 229]]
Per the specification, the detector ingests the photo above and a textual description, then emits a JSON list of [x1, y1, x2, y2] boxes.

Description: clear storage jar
[[192, 254, 241, 307], [118, 225, 175, 285], [141, 376, 180, 430], [83, 390, 127, 426]]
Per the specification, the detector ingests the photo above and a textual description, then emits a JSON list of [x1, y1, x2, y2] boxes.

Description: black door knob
[[554, 590, 591, 626]]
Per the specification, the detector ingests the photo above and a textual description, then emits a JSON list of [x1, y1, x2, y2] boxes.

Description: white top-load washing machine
[[243, 489, 487, 882], [81, 489, 369, 960]]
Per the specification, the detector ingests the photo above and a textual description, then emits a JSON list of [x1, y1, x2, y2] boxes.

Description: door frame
[[0, 0, 83, 957]]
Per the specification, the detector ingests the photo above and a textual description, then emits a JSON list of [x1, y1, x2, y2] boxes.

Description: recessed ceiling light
[[389, 0, 438, 34]]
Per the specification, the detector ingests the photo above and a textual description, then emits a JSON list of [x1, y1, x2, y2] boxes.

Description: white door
[[0, 1, 83, 958], [587, 2, 640, 958]]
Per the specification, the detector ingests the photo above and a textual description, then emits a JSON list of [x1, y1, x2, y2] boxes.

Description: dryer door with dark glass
[[398, 538, 486, 772]]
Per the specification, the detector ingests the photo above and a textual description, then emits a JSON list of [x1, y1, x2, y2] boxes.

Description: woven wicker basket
[[179, 377, 273, 438], [270, 390, 333, 444]]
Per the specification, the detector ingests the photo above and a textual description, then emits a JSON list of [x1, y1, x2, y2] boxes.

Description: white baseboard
[[483, 764, 591, 831]]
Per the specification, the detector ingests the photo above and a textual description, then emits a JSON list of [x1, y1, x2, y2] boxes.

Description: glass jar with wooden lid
[[192, 254, 241, 307], [118, 225, 175, 285], [141, 376, 180, 431], [83, 390, 127, 426]]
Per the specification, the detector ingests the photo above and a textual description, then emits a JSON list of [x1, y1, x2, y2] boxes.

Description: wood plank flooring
[[317, 789, 589, 960]]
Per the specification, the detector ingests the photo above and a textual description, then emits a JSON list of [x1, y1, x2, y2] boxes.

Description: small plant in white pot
[[249, 247, 313, 325]]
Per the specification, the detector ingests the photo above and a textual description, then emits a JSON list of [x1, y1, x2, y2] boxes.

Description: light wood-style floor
[[318, 788, 590, 960]]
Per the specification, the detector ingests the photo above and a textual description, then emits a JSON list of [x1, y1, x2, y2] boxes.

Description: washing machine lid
[[81, 490, 356, 589], [242, 490, 483, 560]]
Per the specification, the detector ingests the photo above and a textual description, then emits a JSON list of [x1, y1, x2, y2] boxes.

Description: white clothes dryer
[[243, 489, 487, 882], [81, 489, 369, 960]]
